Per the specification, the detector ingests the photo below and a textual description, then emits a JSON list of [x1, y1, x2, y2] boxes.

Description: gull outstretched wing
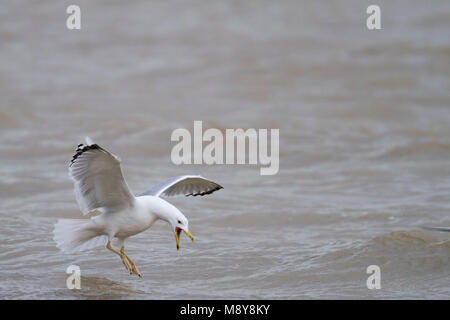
[[139, 175, 223, 198], [69, 137, 135, 215]]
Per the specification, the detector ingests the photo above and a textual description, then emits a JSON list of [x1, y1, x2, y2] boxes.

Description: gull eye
[[177, 220, 182, 224]]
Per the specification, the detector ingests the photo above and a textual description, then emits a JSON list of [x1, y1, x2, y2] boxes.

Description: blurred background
[[0, 0, 449, 299]]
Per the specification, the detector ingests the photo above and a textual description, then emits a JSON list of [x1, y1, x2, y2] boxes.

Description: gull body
[[53, 137, 223, 277], [90, 196, 183, 240]]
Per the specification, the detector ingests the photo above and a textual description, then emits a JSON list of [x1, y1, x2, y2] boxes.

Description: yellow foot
[[120, 254, 142, 278]]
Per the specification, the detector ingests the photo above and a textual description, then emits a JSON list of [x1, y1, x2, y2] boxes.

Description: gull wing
[[69, 137, 135, 215], [139, 175, 223, 198]]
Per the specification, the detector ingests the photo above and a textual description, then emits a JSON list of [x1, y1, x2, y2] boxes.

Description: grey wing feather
[[139, 175, 223, 198], [69, 137, 135, 215]]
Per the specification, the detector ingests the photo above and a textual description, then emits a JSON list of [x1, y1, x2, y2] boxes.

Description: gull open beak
[[185, 230, 195, 242], [175, 227, 195, 251]]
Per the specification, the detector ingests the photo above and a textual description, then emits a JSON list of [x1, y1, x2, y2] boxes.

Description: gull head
[[167, 212, 194, 251], [142, 196, 196, 251]]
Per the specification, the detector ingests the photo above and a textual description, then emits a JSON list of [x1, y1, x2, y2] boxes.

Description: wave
[[376, 142, 450, 161], [351, 230, 450, 275], [209, 211, 343, 228]]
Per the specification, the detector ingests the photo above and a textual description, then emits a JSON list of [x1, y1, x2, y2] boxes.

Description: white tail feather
[[53, 219, 107, 253]]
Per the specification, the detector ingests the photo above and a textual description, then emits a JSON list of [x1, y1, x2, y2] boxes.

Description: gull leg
[[106, 241, 141, 277], [120, 245, 142, 277]]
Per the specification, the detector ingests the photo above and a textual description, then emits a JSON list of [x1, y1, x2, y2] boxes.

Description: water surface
[[1, 0, 450, 299]]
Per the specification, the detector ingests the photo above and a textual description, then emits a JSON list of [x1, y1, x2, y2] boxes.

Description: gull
[[53, 137, 223, 277]]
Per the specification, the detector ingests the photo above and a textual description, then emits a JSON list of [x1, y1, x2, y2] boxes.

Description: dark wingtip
[[186, 184, 224, 197], [69, 143, 102, 167]]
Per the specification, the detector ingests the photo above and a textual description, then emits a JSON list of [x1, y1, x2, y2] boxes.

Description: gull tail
[[421, 226, 450, 233], [53, 219, 107, 253]]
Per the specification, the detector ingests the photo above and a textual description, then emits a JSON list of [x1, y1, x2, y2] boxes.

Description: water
[[1, 0, 450, 299]]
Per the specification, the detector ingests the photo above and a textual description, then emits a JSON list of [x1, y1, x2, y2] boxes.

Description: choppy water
[[1, 0, 450, 299]]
